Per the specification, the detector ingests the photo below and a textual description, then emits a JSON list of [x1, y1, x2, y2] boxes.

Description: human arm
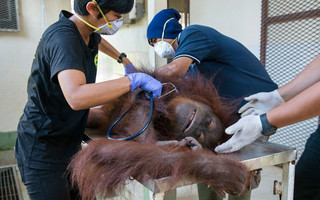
[[98, 37, 131, 65], [215, 80, 320, 153], [268, 80, 320, 128], [99, 38, 137, 74], [155, 57, 193, 79], [58, 69, 130, 110], [58, 70, 162, 110], [238, 90, 284, 117], [154, 26, 220, 79], [277, 54, 320, 101], [239, 54, 320, 116]]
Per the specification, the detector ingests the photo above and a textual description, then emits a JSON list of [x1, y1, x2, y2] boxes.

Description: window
[[0, 0, 20, 31], [168, 0, 190, 29]]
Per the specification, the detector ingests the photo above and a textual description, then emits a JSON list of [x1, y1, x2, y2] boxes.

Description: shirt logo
[[94, 53, 98, 68]]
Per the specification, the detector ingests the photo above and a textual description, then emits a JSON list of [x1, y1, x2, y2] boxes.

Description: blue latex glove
[[124, 63, 138, 75], [126, 73, 162, 98]]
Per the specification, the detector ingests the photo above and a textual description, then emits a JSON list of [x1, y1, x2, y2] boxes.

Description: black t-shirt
[[174, 25, 278, 106], [16, 11, 101, 170]]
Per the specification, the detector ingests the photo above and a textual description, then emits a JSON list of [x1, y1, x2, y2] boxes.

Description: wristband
[[117, 52, 127, 64], [260, 113, 277, 136]]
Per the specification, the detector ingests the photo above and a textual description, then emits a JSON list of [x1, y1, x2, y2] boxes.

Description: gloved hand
[[214, 115, 263, 153], [126, 73, 162, 98], [239, 90, 284, 117], [124, 63, 137, 75]]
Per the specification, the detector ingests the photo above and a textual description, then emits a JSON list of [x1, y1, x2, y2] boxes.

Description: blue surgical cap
[[147, 8, 183, 40]]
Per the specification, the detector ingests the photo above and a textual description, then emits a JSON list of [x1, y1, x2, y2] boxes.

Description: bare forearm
[[268, 81, 320, 128], [278, 54, 320, 101], [71, 77, 130, 110], [155, 63, 184, 79], [99, 38, 131, 65], [155, 57, 192, 79], [99, 39, 119, 60]]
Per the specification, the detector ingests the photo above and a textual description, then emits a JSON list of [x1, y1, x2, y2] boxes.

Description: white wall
[[96, 0, 168, 83], [0, 0, 70, 131], [95, 17, 152, 82], [190, 0, 262, 58], [96, 0, 262, 85], [0, 0, 261, 132]]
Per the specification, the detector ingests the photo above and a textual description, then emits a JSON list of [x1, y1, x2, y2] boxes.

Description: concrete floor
[[0, 149, 16, 166]]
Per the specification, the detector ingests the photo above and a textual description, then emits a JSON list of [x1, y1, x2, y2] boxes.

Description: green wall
[[0, 131, 17, 150]]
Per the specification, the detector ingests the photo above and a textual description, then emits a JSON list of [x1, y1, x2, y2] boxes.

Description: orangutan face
[[167, 97, 224, 149]]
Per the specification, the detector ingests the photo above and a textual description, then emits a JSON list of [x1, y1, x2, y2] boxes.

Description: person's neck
[[69, 15, 92, 45], [172, 40, 178, 50]]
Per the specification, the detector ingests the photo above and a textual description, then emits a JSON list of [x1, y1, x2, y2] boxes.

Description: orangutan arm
[[156, 137, 203, 150], [68, 139, 249, 200]]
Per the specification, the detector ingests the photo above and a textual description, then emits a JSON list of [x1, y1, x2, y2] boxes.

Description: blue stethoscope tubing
[[106, 92, 154, 140]]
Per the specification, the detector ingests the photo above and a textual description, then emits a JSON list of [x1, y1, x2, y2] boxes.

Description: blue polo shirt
[[174, 25, 278, 106]]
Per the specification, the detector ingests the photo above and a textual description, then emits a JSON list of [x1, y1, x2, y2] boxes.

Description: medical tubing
[[161, 18, 174, 41], [106, 92, 154, 140]]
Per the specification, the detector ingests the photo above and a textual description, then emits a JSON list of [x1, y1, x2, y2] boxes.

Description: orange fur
[[68, 73, 249, 200]]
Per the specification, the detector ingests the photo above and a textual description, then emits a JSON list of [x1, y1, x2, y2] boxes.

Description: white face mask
[[154, 40, 176, 58], [95, 18, 123, 35], [153, 17, 178, 58]]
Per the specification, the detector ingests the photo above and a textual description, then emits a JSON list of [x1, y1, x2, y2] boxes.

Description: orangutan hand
[[179, 137, 203, 150]]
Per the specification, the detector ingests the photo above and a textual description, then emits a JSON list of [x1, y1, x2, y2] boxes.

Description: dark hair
[[148, 38, 157, 46], [74, 0, 134, 18]]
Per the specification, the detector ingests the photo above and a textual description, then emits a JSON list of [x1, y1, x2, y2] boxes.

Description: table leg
[[144, 188, 177, 200], [152, 192, 165, 200], [281, 161, 295, 200]]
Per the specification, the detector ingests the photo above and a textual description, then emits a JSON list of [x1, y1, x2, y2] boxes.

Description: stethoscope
[[106, 83, 178, 141], [106, 91, 154, 141]]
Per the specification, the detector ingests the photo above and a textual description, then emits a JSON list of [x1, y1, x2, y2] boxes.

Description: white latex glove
[[239, 90, 284, 117], [214, 115, 263, 153]]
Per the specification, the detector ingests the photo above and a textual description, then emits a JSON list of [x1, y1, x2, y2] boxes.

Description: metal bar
[[281, 161, 295, 200], [5, 169, 9, 199], [144, 187, 150, 200], [265, 9, 320, 25], [7, 167, 13, 200], [0, 166, 21, 200], [7, 168, 11, 200], [0, 170, 3, 198], [10, 167, 15, 200], [12, 166, 21, 200], [153, 192, 165, 200], [184, 0, 189, 27], [260, 0, 268, 65], [7, 168, 13, 200]]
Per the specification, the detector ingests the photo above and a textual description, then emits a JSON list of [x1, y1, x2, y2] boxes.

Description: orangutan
[[67, 74, 251, 200]]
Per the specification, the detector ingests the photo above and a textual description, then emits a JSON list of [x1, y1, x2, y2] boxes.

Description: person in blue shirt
[[147, 8, 278, 200], [16, 1, 162, 199], [147, 8, 277, 109]]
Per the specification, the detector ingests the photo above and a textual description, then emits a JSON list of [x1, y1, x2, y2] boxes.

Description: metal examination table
[[138, 139, 297, 200]]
